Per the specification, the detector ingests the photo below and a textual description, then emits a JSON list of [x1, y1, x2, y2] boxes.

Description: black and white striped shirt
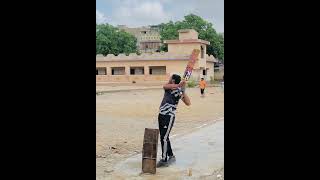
[[159, 88, 182, 115]]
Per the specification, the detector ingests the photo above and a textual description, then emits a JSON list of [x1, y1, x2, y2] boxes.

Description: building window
[[111, 67, 125, 75], [130, 67, 144, 75], [149, 66, 166, 75], [203, 69, 207, 76], [96, 67, 107, 75], [130, 69, 135, 75], [201, 46, 204, 58]]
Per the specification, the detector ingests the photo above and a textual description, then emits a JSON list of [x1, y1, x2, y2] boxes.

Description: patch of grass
[[96, 92, 104, 96], [210, 76, 223, 84], [187, 79, 197, 88], [210, 76, 215, 84]]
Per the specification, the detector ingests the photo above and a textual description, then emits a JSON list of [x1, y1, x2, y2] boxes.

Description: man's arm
[[163, 80, 186, 90], [181, 92, 191, 106], [163, 83, 179, 90]]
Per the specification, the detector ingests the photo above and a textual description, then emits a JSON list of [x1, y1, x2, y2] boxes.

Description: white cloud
[[96, 10, 107, 24], [97, 0, 224, 32], [112, 1, 170, 27], [158, 0, 173, 3]]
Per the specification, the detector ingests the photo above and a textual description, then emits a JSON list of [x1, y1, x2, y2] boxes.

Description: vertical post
[[142, 128, 159, 174], [125, 66, 130, 75], [107, 67, 111, 76], [144, 66, 149, 75]]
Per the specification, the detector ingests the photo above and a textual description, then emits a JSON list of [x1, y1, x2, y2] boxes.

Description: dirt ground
[[96, 86, 224, 179]]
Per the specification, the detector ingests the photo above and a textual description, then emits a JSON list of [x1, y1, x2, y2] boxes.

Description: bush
[[210, 76, 215, 84], [187, 80, 197, 88]]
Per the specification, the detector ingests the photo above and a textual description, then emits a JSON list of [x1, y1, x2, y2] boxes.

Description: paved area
[[110, 120, 224, 179]]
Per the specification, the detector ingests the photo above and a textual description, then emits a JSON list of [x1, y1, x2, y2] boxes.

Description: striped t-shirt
[[159, 88, 182, 115]]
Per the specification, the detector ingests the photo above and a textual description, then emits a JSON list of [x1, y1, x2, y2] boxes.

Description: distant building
[[117, 25, 162, 53], [96, 29, 217, 83]]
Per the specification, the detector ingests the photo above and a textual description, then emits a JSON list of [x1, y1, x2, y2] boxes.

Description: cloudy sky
[[96, 0, 224, 33]]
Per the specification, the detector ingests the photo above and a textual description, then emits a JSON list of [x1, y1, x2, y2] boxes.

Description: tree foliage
[[96, 24, 138, 56], [158, 14, 224, 60]]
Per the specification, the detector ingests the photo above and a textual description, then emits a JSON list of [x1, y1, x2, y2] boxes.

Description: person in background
[[199, 78, 207, 97]]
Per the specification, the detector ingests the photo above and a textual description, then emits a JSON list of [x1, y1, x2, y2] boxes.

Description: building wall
[[214, 65, 224, 81], [206, 61, 215, 80], [96, 60, 189, 82], [96, 29, 218, 83], [96, 60, 214, 82], [118, 25, 161, 53], [191, 62, 214, 81], [179, 29, 198, 40], [167, 43, 208, 69], [140, 41, 161, 52], [168, 43, 200, 55]]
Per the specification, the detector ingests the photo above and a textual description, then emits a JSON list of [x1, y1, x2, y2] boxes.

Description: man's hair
[[201, 78, 204, 80], [171, 74, 181, 84]]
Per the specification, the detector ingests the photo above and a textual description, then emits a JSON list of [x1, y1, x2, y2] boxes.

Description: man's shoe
[[168, 155, 176, 165], [156, 159, 169, 167]]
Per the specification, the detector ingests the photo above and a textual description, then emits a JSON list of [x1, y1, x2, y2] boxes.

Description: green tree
[[96, 24, 138, 56], [158, 14, 224, 61]]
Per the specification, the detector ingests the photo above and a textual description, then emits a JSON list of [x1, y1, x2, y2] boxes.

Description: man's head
[[201, 78, 204, 81], [170, 74, 181, 84]]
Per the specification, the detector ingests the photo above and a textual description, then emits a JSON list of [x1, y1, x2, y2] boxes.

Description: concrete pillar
[[125, 66, 130, 75], [107, 67, 112, 75], [144, 66, 149, 75]]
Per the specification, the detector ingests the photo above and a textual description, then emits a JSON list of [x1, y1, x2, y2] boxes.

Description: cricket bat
[[182, 49, 200, 81], [178, 49, 200, 95]]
